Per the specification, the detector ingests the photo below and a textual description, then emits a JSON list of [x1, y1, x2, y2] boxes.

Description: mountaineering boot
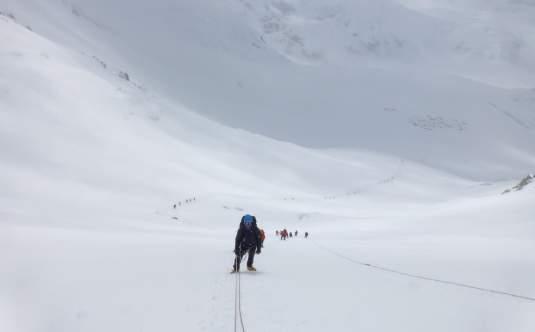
[[247, 266, 256, 272]]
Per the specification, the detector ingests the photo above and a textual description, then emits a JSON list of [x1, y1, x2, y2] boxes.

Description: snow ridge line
[[312, 242, 535, 303]]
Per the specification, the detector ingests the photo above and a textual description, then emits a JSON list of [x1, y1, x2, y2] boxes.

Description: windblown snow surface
[[1, 1, 535, 331]]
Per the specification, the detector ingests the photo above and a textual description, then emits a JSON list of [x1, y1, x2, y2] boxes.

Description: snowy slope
[[0, 10, 474, 228], [3, 0, 535, 178], [1, 2, 535, 332]]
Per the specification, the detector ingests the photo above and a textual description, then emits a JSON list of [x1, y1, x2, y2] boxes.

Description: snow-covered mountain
[[1, 1, 534, 332], [4, 0, 535, 178]]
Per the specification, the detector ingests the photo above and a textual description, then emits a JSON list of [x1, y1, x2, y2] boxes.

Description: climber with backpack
[[232, 214, 262, 272]]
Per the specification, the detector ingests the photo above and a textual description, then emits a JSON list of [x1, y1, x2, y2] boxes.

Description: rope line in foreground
[[233, 255, 246, 332], [313, 241, 535, 303], [233, 261, 238, 332]]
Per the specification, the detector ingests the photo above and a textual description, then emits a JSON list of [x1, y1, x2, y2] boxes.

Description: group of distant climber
[[276, 229, 308, 240], [173, 197, 196, 209], [231, 214, 308, 273]]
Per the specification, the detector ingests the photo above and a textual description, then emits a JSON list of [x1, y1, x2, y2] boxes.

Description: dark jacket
[[235, 216, 261, 253]]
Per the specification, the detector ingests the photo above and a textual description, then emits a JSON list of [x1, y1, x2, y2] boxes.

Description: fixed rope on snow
[[234, 254, 246, 332], [312, 241, 535, 303]]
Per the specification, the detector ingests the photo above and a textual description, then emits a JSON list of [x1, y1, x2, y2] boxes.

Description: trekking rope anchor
[[234, 254, 247, 332], [312, 241, 535, 303]]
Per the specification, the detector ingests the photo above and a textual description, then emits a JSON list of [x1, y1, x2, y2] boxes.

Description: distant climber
[[280, 229, 288, 240], [305, 232, 309, 239], [295, 230, 298, 237], [232, 214, 262, 272]]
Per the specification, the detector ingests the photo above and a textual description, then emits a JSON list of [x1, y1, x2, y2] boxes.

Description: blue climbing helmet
[[242, 214, 254, 228]]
